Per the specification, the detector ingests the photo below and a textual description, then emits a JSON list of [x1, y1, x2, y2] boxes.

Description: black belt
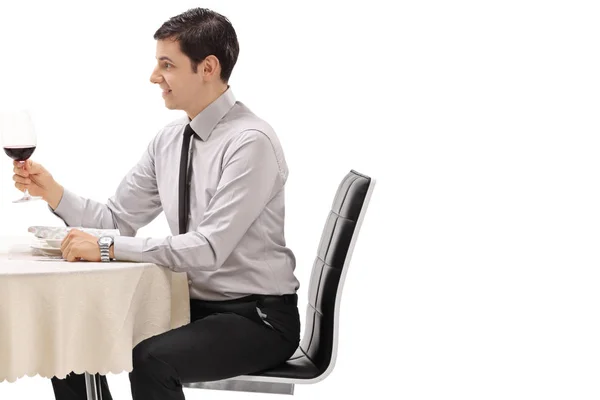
[[253, 293, 297, 306], [191, 293, 297, 306]]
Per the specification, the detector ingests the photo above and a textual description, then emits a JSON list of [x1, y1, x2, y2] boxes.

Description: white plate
[[44, 239, 63, 248], [30, 244, 63, 257]]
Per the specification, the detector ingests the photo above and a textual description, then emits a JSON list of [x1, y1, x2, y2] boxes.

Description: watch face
[[99, 237, 113, 245]]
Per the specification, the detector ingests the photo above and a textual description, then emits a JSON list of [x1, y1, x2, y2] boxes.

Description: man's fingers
[[61, 236, 74, 253], [64, 243, 77, 262], [13, 175, 31, 185], [13, 160, 39, 176], [13, 165, 29, 178], [62, 230, 82, 251]]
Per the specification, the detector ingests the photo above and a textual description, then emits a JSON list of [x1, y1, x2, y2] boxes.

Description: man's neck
[[186, 84, 228, 120]]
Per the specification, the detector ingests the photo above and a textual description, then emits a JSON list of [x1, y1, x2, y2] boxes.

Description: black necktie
[[179, 124, 195, 234]]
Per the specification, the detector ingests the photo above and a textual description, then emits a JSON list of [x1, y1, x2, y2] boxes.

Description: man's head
[[150, 8, 239, 118]]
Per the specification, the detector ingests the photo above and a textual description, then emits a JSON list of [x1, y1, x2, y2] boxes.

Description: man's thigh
[[132, 311, 297, 383]]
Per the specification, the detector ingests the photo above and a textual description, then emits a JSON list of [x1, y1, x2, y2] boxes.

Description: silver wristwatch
[[98, 236, 114, 262]]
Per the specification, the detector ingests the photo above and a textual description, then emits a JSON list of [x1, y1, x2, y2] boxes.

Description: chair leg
[[84, 372, 103, 400], [183, 379, 295, 395]]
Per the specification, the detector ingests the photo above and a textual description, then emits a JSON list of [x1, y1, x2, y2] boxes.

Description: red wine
[[3, 146, 36, 161]]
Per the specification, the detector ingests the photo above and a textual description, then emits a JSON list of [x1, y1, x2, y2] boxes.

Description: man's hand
[[12, 160, 64, 209], [60, 229, 101, 262]]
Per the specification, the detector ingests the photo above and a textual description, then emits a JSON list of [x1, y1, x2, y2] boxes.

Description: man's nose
[[150, 66, 163, 84]]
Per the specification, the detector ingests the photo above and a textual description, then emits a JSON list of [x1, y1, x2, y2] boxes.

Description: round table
[[0, 236, 191, 399]]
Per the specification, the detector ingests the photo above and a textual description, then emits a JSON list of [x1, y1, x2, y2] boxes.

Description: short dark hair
[[154, 8, 239, 83]]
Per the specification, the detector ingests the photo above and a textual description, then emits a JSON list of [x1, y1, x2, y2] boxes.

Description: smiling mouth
[[162, 89, 172, 95]]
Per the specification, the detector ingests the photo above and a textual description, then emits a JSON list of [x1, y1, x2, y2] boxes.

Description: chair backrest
[[299, 169, 375, 377]]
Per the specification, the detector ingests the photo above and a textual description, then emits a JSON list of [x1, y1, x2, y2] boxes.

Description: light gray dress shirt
[[51, 88, 300, 301]]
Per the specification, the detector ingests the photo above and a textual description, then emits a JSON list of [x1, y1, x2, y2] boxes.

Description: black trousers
[[50, 293, 300, 400]]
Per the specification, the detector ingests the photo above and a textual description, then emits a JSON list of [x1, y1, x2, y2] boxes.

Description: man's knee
[[131, 337, 178, 380], [132, 337, 160, 372]]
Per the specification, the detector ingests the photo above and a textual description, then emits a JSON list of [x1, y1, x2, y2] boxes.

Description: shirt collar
[[189, 87, 236, 141]]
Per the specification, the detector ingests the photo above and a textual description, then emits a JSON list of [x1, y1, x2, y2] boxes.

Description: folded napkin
[[28, 226, 120, 240]]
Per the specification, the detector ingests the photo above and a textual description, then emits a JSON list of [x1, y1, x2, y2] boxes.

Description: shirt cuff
[[113, 235, 145, 262], [49, 188, 84, 227]]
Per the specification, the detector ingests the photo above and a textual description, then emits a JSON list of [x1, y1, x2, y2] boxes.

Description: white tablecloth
[[0, 236, 190, 383]]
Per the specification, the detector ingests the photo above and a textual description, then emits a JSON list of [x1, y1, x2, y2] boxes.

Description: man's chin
[[164, 101, 177, 110]]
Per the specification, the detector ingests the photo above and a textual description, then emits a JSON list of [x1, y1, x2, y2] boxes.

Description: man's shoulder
[[223, 102, 289, 180], [225, 102, 275, 135]]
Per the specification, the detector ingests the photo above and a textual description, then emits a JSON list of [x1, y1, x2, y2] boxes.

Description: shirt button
[[188, 280, 193, 285]]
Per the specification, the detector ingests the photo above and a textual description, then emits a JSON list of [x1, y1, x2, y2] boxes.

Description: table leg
[[84, 372, 103, 400]]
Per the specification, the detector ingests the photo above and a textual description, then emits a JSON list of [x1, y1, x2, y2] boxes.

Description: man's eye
[[165, 63, 172, 69]]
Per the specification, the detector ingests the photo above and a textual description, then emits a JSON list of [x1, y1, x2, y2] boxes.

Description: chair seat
[[248, 347, 321, 380]]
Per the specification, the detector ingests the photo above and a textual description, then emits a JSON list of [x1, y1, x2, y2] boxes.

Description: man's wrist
[[45, 183, 64, 211], [109, 244, 115, 259]]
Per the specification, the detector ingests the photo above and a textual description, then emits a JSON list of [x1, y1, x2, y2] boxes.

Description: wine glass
[[0, 109, 42, 203]]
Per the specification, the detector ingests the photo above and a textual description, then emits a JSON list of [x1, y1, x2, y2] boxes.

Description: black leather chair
[[183, 169, 376, 395]]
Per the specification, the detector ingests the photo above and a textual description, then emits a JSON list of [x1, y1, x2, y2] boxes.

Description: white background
[[0, 0, 599, 399]]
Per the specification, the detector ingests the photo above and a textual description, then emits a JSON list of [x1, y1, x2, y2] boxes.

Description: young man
[[12, 7, 300, 400]]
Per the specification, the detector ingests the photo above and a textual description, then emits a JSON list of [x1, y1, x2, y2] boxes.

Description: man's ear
[[201, 55, 221, 81]]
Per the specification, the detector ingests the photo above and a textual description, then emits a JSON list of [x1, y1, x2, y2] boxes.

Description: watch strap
[[99, 236, 113, 262]]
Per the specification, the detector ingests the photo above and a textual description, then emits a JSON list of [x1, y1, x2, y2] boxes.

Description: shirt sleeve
[[113, 129, 283, 272], [51, 137, 163, 236]]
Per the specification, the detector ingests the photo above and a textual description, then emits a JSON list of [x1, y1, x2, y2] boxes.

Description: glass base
[[13, 194, 42, 203]]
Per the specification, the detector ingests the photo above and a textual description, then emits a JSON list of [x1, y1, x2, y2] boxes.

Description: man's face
[[150, 39, 204, 112]]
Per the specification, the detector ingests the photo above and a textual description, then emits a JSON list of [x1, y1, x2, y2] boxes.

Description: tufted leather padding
[[249, 170, 372, 379]]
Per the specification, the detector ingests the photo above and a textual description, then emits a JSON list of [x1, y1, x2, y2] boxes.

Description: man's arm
[[113, 129, 283, 272], [51, 136, 163, 236]]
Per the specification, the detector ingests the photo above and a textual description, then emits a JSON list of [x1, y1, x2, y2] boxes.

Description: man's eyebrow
[[157, 56, 174, 63]]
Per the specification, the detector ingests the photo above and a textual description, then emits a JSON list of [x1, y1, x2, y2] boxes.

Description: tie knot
[[184, 124, 195, 138]]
